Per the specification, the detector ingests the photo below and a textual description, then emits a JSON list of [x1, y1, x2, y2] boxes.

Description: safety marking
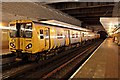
[[68, 39, 106, 80], [0, 52, 11, 56]]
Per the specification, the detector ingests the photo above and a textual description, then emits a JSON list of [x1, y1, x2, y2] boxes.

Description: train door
[[16, 23, 25, 51], [68, 30, 71, 45], [39, 28, 45, 52], [64, 30, 70, 46], [16, 23, 22, 51], [44, 27, 50, 50], [82, 32, 85, 41], [79, 31, 82, 42]]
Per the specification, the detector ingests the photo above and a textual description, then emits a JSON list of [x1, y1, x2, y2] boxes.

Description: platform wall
[[2, 30, 9, 49]]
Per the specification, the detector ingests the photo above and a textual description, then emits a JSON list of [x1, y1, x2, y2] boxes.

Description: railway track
[[1, 53, 17, 71], [1, 53, 16, 67], [2, 39, 103, 80], [43, 40, 103, 79], [2, 53, 33, 72]]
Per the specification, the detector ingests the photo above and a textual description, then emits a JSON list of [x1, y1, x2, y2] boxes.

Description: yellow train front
[[9, 20, 34, 60]]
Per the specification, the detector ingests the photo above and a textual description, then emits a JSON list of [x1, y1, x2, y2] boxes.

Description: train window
[[57, 33, 63, 39], [9, 23, 32, 38], [40, 29, 44, 39], [24, 23, 32, 38], [45, 30, 48, 36], [82, 33, 84, 37], [40, 35, 44, 39], [72, 34, 75, 38], [45, 30, 49, 39], [40, 30, 43, 34], [76, 33, 78, 38], [9, 24, 17, 38], [10, 30, 16, 38]]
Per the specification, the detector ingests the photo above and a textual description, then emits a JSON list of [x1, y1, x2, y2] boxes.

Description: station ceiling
[[47, 2, 115, 25], [1, 1, 120, 32], [2, 2, 81, 26], [45, 2, 120, 31]]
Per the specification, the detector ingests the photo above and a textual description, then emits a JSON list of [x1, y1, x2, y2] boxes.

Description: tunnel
[[97, 31, 108, 40]]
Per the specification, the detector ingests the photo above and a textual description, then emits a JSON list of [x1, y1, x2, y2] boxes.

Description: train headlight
[[26, 43, 32, 49], [10, 43, 15, 48]]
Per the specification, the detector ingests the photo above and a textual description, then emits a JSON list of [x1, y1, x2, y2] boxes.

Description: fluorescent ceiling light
[[100, 17, 118, 34], [0, 26, 16, 30], [0, 26, 10, 30]]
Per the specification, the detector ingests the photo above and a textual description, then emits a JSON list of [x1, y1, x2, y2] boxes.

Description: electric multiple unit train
[[9, 20, 100, 61]]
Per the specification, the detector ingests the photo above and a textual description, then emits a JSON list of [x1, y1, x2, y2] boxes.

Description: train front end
[[9, 20, 33, 59]]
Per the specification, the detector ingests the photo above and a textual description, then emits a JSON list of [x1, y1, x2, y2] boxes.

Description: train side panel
[[32, 23, 68, 53], [49, 27, 57, 49], [70, 30, 81, 44], [32, 23, 45, 53]]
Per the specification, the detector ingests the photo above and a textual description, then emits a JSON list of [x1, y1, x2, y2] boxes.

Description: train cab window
[[40, 29, 44, 39], [9, 23, 32, 38], [9, 24, 16, 38], [22, 23, 32, 38]]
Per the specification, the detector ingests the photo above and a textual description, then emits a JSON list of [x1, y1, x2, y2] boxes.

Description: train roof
[[9, 19, 93, 32], [33, 20, 92, 32]]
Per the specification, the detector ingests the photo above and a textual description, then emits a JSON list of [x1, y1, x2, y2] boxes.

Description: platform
[[70, 38, 119, 79], [0, 49, 15, 65], [1, 49, 11, 56]]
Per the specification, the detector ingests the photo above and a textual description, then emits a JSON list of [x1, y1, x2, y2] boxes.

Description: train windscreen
[[10, 23, 32, 38], [9, 24, 17, 38]]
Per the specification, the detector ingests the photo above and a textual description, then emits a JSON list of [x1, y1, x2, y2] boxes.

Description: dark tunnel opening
[[97, 31, 108, 40]]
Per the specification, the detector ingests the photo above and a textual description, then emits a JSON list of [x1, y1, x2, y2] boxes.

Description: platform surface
[[70, 38, 119, 79], [0, 49, 11, 56]]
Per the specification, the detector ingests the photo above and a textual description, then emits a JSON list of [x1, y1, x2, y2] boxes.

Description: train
[[9, 20, 100, 61]]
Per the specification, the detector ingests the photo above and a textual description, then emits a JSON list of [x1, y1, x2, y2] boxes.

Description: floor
[[1, 49, 10, 56], [70, 38, 119, 79]]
